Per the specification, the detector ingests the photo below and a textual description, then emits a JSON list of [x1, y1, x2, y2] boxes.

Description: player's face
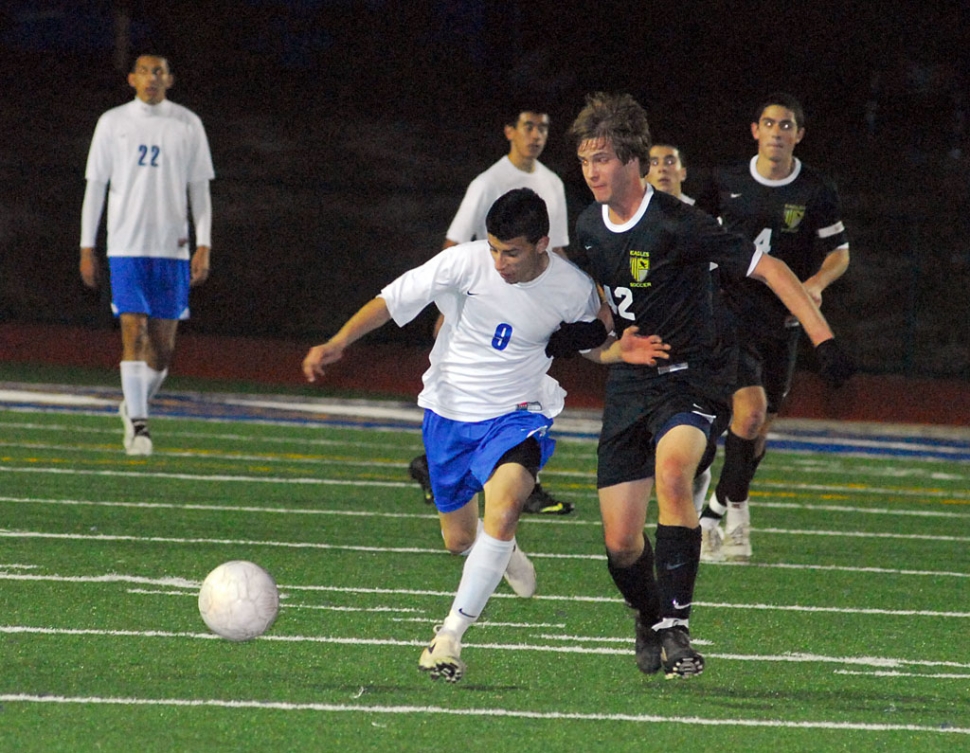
[[751, 105, 804, 163], [577, 138, 642, 207], [128, 56, 173, 105], [487, 233, 550, 284], [505, 112, 550, 162], [646, 146, 686, 197]]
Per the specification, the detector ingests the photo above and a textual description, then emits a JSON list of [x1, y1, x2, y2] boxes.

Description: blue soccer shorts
[[109, 256, 191, 320], [422, 409, 556, 514]]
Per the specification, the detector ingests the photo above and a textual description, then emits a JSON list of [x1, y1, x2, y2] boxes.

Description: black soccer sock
[[714, 430, 759, 504], [606, 535, 661, 623], [654, 524, 702, 624]]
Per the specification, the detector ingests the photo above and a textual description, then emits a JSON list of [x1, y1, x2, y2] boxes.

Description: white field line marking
[[3, 572, 969, 618], [0, 391, 117, 406], [0, 440, 419, 470], [3, 534, 970, 582], [8, 419, 968, 477], [2, 626, 969, 673], [0, 459, 967, 506], [752, 481, 970, 502], [2, 694, 967, 734], [4, 494, 969, 527], [4, 523, 970, 554], [0, 421, 424, 450], [835, 669, 970, 679], [3, 514, 969, 580], [739, 500, 970, 518], [0, 465, 414, 488], [0, 496, 447, 522]]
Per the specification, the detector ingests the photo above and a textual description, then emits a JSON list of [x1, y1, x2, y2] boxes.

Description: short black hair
[[652, 143, 686, 168], [131, 54, 171, 73], [754, 92, 805, 128], [504, 105, 550, 129], [485, 188, 549, 244]]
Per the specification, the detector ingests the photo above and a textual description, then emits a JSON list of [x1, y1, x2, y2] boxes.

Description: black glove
[[815, 338, 855, 388], [545, 320, 608, 359]]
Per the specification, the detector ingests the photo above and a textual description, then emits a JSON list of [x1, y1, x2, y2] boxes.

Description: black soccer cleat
[[522, 483, 575, 515], [408, 454, 434, 505], [634, 612, 662, 675], [659, 626, 705, 679]]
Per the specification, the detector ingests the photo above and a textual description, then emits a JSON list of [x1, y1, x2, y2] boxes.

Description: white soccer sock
[[120, 361, 149, 419], [146, 366, 168, 400], [441, 531, 514, 639]]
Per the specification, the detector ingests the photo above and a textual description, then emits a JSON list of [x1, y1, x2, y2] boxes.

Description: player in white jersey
[[80, 55, 214, 456], [409, 105, 575, 514], [303, 189, 668, 683]]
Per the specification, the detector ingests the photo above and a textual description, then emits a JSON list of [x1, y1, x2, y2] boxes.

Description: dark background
[[1, 0, 968, 380]]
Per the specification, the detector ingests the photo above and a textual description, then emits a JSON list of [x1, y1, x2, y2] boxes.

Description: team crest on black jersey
[[629, 250, 651, 287], [782, 204, 806, 232]]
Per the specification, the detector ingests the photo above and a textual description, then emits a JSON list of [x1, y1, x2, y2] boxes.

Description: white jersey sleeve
[[381, 243, 598, 421]]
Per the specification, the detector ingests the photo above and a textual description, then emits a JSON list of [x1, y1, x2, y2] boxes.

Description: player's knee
[[732, 405, 767, 438], [654, 460, 693, 504], [603, 532, 643, 566], [441, 530, 475, 555]]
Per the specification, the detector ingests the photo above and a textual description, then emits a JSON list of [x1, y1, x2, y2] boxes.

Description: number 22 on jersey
[[138, 144, 161, 167]]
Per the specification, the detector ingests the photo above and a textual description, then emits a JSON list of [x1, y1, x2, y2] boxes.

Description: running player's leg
[[652, 422, 706, 678]]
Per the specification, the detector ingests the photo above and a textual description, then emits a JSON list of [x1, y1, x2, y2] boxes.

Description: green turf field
[[1, 393, 968, 752]]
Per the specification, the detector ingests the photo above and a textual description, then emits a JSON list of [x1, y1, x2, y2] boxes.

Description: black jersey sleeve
[[693, 168, 724, 218]]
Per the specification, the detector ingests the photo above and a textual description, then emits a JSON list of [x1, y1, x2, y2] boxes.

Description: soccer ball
[[198, 560, 279, 641]]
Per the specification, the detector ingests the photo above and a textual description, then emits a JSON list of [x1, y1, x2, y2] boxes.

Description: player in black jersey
[[695, 93, 852, 563], [568, 92, 852, 679]]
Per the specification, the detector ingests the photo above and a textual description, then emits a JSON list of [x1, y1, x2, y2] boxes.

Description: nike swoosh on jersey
[[730, 192, 743, 198]]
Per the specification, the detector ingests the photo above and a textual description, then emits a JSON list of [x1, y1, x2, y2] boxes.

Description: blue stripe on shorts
[[422, 409, 556, 514], [109, 257, 191, 320]]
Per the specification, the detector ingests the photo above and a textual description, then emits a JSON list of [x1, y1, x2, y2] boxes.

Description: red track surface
[[1, 323, 966, 426]]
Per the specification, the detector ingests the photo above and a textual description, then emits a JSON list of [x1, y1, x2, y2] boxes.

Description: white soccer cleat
[[700, 524, 725, 563], [503, 544, 537, 598], [418, 628, 465, 683], [119, 401, 135, 451], [126, 429, 153, 457], [723, 500, 751, 562]]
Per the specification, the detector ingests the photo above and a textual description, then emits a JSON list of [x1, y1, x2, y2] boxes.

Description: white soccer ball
[[198, 560, 280, 641]]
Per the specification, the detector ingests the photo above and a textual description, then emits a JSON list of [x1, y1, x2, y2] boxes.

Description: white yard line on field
[[2, 692, 968, 734]]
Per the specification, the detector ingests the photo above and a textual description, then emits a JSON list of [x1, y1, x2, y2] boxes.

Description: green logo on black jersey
[[783, 204, 806, 232], [629, 250, 650, 286]]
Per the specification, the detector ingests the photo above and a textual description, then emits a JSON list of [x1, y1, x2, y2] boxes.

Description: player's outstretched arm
[[803, 247, 850, 307], [303, 297, 392, 382], [752, 254, 855, 387], [751, 254, 834, 346], [584, 326, 670, 365]]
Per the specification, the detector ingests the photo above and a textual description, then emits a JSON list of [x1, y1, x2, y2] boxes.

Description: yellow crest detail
[[630, 256, 650, 282], [783, 204, 806, 231]]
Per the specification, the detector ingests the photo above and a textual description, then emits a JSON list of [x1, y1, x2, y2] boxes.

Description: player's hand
[[618, 326, 670, 366], [79, 247, 99, 289], [302, 342, 346, 382], [803, 281, 823, 307], [190, 246, 211, 286], [545, 320, 608, 359], [815, 338, 855, 388]]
